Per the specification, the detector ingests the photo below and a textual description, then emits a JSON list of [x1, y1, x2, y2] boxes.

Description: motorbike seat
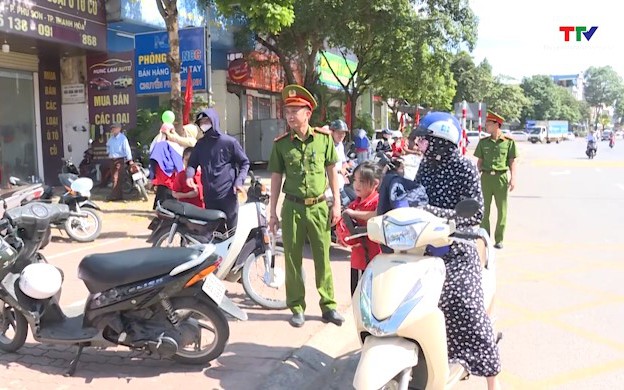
[[161, 199, 226, 223], [78, 247, 202, 293]]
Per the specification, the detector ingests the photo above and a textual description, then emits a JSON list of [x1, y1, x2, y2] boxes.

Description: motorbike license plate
[[201, 273, 226, 305], [132, 172, 144, 182]]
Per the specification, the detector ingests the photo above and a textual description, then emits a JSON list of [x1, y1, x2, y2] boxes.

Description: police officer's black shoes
[[322, 310, 345, 326], [494, 242, 503, 249], [289, 313, 305, 328]]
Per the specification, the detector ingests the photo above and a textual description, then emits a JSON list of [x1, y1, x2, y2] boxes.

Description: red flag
[[345, 98, 352, 129], [183, 67, 193, 125]]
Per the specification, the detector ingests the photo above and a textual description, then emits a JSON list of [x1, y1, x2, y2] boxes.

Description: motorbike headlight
[[383, 220, 423, 251]]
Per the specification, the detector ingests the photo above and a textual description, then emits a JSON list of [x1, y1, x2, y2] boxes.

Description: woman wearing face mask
[[185, 108, 250, 230], [408, 112, 502, 390]]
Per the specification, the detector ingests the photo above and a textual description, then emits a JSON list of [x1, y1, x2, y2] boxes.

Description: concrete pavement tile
[[497, 320, 624, 384]]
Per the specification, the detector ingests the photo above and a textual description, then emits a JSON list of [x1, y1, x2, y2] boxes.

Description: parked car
[[510, 131, 529, 142], [563, 132, 576, 141], [616, 131, 624, 140], [89, 77, 111, 90], [601, 130, 613, 141], [113, 76, 133, 88]]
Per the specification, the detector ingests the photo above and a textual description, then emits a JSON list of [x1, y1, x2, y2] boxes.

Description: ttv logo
[[559, 26, 598, 42]]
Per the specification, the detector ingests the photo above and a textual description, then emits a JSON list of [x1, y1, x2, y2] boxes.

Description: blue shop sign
[[135, 27, 206, 95]]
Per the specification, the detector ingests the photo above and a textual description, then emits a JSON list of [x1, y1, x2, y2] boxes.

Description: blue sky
[[468, 0, 624, 79]]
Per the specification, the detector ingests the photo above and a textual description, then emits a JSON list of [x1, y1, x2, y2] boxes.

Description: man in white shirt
[[586, 131, 597, 143], [329, 120, 354, 205]]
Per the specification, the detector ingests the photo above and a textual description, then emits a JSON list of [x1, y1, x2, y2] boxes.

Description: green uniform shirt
[[474, 135, 518, 171], [268, 126, 338, 198]]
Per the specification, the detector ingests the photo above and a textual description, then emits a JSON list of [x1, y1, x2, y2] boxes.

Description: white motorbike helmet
[[410, 112, 463, 146], [19, 263, 63, 300]]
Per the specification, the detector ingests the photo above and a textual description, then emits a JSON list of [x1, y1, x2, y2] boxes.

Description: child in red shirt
[[172, 147, 203, 208], [343, 161, 383, 295]]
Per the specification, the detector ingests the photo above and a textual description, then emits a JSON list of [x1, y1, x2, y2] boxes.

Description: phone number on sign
[[0, 16, 99, 48]]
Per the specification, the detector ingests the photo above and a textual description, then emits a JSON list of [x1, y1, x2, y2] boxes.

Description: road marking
[[47, 237, 127, 260], [533, 358, 624, 388], [550, 170, 570, 175]]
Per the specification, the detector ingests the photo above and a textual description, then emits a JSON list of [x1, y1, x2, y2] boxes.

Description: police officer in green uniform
[[268, 85, 344, 328], [474, 111, 518, 249]]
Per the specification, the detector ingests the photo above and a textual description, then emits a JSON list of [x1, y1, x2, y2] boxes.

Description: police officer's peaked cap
[[282, 84, 317, 111], [486, 111, 505, 125]]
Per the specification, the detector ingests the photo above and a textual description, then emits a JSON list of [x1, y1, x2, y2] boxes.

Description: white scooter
[[147, 179, 287, 310], [348, 199, 499, 390]]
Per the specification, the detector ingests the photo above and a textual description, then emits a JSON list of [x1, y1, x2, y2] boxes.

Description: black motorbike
[[0, 202, 246, 377], [586, 140, 597, 159]]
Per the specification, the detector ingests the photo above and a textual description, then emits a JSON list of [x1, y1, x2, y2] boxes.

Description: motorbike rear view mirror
[[67, 144, 73, 153], [455, 199, 480, 218], [88, 139, 93, 145]]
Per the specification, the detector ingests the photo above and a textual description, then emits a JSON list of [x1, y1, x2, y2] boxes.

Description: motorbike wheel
[[242, 246, 289, 310], [138, 183, 149, 202], [169, 297, 229, 365], [0, 301, 28, 353], [64, 209, 102, 242], [122, 176, 134, 195], [153, 231, 190, 247]]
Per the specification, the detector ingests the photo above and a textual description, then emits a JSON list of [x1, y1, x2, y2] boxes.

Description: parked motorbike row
[[68, 140, 150, 202], [0, 201, 244, 377], [0, 150, 500, 388], [146, 171, 289, 310]]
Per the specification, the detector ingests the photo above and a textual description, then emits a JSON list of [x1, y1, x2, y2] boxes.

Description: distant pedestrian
[[105, 123, 133, 202]]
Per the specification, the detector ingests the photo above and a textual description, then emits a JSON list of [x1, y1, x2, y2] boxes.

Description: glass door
[[0, 68, 38, 185]]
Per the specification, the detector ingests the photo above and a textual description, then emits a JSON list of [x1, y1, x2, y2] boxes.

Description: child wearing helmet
[[408, 112, 502, 389], [337, 161, 382, 295]]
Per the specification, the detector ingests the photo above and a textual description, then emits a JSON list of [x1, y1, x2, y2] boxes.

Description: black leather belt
[[284, 194, 326, 206]]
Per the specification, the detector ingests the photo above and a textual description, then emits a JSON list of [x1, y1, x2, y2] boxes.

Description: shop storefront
[[0, 0, 107, 184]]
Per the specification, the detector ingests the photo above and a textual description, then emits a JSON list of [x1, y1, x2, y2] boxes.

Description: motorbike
[[124, 161, 150, 202], [0, 202, 246, 377], [586, 140, 597, 159], [38, 173, 103, 242], [348, 199, 500, 390], [146, 171, 288, 310], [5, 177, 50, 248], [78, 139, 100, 182]]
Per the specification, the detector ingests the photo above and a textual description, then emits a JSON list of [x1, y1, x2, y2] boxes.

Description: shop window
[[0, 69, 38, 185]]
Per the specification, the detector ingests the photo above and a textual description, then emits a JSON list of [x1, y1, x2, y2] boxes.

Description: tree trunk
[[160, 0, 183, 135]]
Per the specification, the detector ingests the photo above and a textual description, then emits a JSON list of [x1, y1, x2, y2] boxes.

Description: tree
[[158, 0, 296, 133], [451, 52, 495, 103], [326, 0, 477, 128], [219, 0, 327, 91], [520, 75, 563, 122], [553, 86, 582, 124], [156, 0, 183, 133], [584, 66, 623, 129], [484, 81, 530, 123]]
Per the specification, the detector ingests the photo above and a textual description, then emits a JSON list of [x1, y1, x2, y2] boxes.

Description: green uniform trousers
[[281, 199, 337, 314], [481, 172, 509, 244]]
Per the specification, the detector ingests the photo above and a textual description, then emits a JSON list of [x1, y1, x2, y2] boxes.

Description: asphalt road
[[308, 138, 624, 390]]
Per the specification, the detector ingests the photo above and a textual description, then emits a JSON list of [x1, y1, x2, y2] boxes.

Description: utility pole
[[205, 4, 212, 105]]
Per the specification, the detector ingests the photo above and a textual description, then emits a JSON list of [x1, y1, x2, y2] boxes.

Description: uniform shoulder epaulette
[[273, 132, 290, 142], [314, 126, 332, 136]]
